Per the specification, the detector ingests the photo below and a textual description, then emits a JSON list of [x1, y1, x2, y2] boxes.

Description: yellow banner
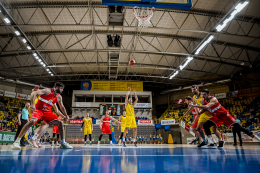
[[81, 81, 143, 91]]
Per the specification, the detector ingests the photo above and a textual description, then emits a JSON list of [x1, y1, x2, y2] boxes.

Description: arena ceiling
[[0, 0, 259, 90]]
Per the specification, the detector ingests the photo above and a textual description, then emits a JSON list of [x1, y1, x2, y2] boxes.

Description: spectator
[[45, 131, 49, 137]]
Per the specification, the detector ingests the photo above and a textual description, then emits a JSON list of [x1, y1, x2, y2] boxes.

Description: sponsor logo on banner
[[0, 131, 16, 143], [27, 95, 31, 100], [134, 103, 148, 108], [16, 93, 27, 100], [0, 90, 4, 96], [215, 93, 226, 99], [69, 119, 83, 124], [4, 91, 16, 98], [75, 102, 91, 107], [161, 119, 175, 125], [138, 120, 153, 125]]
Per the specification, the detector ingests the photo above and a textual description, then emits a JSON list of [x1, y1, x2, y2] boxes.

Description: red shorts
[[208, 116, 223, 128], [31, 109, 59, 125], [101, 125, 111, 134], [214, 111, 237, 127], [191, 119, 204, 130], [53, 125, 59, 134]]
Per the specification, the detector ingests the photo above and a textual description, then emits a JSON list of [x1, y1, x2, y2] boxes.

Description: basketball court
[[0, 0, 260, 172]]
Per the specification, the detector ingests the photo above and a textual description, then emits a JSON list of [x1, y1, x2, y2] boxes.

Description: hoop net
[[133, 7, 155, 28]]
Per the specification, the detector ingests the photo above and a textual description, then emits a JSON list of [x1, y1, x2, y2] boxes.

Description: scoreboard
[[99, 104, 125, 116]]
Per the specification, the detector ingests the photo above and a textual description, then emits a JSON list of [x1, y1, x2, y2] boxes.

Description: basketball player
[[97, 110, 122, 147], [184, 96, 224, 148], [191, 85, 223, 148], [52, 115, 62, 146], [191, 89, 260, 144], [81, 113, 93, 146], [12, 82, 73, 149], [122, 87, 138, 147], [117, 111, 127, 145], [29, 86, 66, 148]]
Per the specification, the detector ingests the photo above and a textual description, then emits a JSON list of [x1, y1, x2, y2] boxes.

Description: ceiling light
[[40, 62, 44, 65], [42, 64, 46, 67], [195, 35, 214, 55], [33, 53, 37, 56], [169, 70, 179, 79], [22, 38, 27, 43], [51, 74, 54, 76], [180, 56, 193, 70], [48, 71, 51, 74], [35, 56, 39, 60], [4, 17, 10, 23], [15, 31, 20, 36], [47, 69, 50, 71], [38, 59, 42, 62], [27, 46, 31, 50]]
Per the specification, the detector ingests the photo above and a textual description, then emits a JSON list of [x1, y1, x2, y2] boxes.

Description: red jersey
[[203, 96, 227, 116], [102, 116, 111, 126], [36, 88, 59, 112]]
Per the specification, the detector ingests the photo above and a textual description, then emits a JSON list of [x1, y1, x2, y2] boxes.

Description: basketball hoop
[[133, 6, 155, 28]]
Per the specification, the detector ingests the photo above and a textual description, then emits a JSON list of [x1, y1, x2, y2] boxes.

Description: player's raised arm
[[125, 87, 131, 107], [190, 97, 217, 109], [133, 89, 138, 106]]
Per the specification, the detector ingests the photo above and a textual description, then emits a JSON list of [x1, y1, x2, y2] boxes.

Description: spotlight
[[22, 38, 27, 43], [114, 35, 121, 47], [107, 35, 113, 47], [27, 46, 31, 50], [4, 17, 10, 23], [15, 31, 20, 36]]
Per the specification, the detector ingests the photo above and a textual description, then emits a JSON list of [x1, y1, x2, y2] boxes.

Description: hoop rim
[[133, 6, 155, 19]]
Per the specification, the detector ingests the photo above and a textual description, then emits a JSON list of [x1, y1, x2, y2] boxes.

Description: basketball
[[129, 59, 135, 66]]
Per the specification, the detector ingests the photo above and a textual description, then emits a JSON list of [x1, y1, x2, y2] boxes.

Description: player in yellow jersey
[[81, 113, 93, 146], [123, 87, 138, 147], [117, 111, 127, 145]]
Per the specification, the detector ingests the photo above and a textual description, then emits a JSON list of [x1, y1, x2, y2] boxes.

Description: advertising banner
[[69, 119, 83, 125], [175, 99, 184, 104], [161, 119, 175, 125], [75, 102, 91, 107], [16, 93, 27, 100], [4, 91, 16, 98], [215, 93, 226, 99], [81, 80, 143, 91], [0, 131, 16, 143], [134, 103, 148, 108], [138, 120, 153, 125]]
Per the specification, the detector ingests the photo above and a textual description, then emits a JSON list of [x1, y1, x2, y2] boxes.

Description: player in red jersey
[[191, 89, 260, 143], [12, 82, 73, 149], [97, 110, 122, 147], [185, 96, 223, 147]]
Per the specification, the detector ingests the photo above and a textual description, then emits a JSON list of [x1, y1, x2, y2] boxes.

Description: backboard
[[102, 0, 193, 9]]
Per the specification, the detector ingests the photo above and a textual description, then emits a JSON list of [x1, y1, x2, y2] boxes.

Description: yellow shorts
[[121, 126, 128, 133], [198, 111, 213, 123], [84, 127, 92, 135], [125, 116, 137, 128]]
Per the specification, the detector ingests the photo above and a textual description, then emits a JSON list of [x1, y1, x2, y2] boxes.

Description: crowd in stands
[[159, 95, 260, 132]]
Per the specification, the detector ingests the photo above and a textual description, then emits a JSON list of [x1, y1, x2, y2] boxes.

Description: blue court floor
[[0, 144, 260, 173]]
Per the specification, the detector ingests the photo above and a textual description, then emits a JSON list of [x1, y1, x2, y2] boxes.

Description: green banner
[[0, 131, 16, 143]]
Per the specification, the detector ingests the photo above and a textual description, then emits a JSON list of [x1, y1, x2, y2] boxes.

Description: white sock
[[15, 137, 21, 143], [123, 138, 125, 142], [52, 141, 54, 144], [61, 139, 65, 145], [98, 141, 100, 144], [32, 134, 39, 140], [208, 137, 214, 144], [110, 141, 112, 144], [133, 139, 136, 142]]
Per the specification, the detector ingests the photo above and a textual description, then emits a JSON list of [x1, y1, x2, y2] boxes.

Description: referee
[[232, 114, 242, 146], [15, 102, 30, 146]]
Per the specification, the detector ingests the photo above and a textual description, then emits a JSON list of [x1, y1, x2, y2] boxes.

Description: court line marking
[[1, 154, 260, 157]]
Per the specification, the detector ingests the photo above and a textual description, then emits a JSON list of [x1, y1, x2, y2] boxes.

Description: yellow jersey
[[83, 118, 92, 129], [28, 96, 40, 117], [193, 93, 212, 117], [125, 103, 135, 116], [121, 115, 126, 127]]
